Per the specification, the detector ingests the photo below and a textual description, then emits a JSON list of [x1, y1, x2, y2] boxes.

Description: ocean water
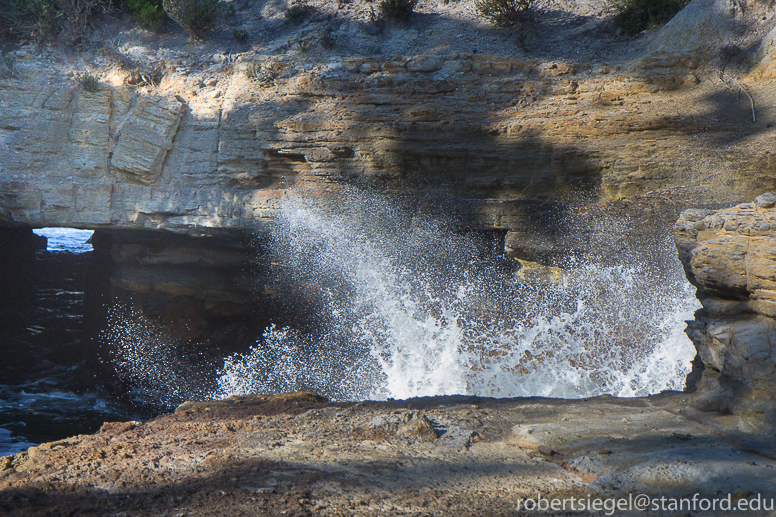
[[0, 378, 124, 456], [106, 191, 700, 407], [3, 202, 700, 457], [215, 193, 699, 401], [1, 228, 129, 457], [32, 227, 94, 253]]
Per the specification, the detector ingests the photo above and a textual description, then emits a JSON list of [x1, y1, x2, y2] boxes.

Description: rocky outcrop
[[675, 194, 776, 427], [110, 95, 184, 185], [1, 392, 774, 515], [2, 41, 775, 236], [92, 227, 329, 355], [642, 0, 742, 66]]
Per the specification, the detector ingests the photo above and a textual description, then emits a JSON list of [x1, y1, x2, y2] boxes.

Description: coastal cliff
[[675, 193, 776, 429], [1, 0, 775, 237]]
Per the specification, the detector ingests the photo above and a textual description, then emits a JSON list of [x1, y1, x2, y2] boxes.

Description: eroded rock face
[[2, 46, 775, 235], [674, 195, 776, 427], [88, 228, 327, 366], [110, 95, 184, 185]]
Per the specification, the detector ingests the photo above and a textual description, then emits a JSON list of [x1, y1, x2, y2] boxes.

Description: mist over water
[[108, 191, 699, 406], [105, 306, 217, 407], [216, 192, 697, 401]]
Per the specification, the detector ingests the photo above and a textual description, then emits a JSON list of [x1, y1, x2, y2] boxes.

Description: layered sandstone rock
[[674, 194, 776, 427], [110, 95, 184, 185], [1, 43, 775, 237], [0, 0, 774, 242]]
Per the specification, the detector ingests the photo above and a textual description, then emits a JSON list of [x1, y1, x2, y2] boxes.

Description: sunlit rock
[[675, 194, 776, 428]]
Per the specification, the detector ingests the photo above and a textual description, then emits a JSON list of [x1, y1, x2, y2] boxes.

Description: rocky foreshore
[[1, 392, 775, 516], [6, 195, 776, 515]]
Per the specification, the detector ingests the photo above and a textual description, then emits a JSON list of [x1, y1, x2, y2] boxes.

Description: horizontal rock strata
[[1, 46, 775, 236], [675, 193, 776, 427]]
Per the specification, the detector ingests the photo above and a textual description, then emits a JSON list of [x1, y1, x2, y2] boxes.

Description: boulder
[[641, 0, 742, 68], [110, 95, 184, 185], [513, 259, 566, 286]]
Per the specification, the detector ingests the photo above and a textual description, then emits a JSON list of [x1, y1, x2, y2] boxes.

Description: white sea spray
[[106, 191, 699, 406], [214, 192, 699, 401]]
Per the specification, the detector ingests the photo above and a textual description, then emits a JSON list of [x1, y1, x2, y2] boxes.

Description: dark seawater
[[0, 229, 135, 457]]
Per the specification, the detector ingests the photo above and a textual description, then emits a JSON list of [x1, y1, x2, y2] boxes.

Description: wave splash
[[213, 192, 699, 402]]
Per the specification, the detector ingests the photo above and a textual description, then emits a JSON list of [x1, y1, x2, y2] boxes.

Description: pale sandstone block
[[111, 95, 184, 185]]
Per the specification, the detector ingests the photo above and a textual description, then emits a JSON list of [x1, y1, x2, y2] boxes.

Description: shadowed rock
[[675, 193, 776, 428]]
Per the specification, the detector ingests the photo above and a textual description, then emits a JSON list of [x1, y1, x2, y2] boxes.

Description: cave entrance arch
[[0, 226, 121, 455]]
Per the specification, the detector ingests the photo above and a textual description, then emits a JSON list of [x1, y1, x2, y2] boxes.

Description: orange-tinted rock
[[675, 195, 776, 426]]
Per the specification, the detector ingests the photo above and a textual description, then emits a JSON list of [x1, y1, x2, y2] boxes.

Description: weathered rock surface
[[1, 392, 774, 516], [98, 229, 277, 351], [675, 194, 776, 427], [110, 95, 184, 185], [642, 0, 742, 64], [753, 26, 776, 80], [1, 0, 775, 237]]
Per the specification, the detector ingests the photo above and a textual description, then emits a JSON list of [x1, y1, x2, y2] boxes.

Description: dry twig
[[719, 71, 756, 123]]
